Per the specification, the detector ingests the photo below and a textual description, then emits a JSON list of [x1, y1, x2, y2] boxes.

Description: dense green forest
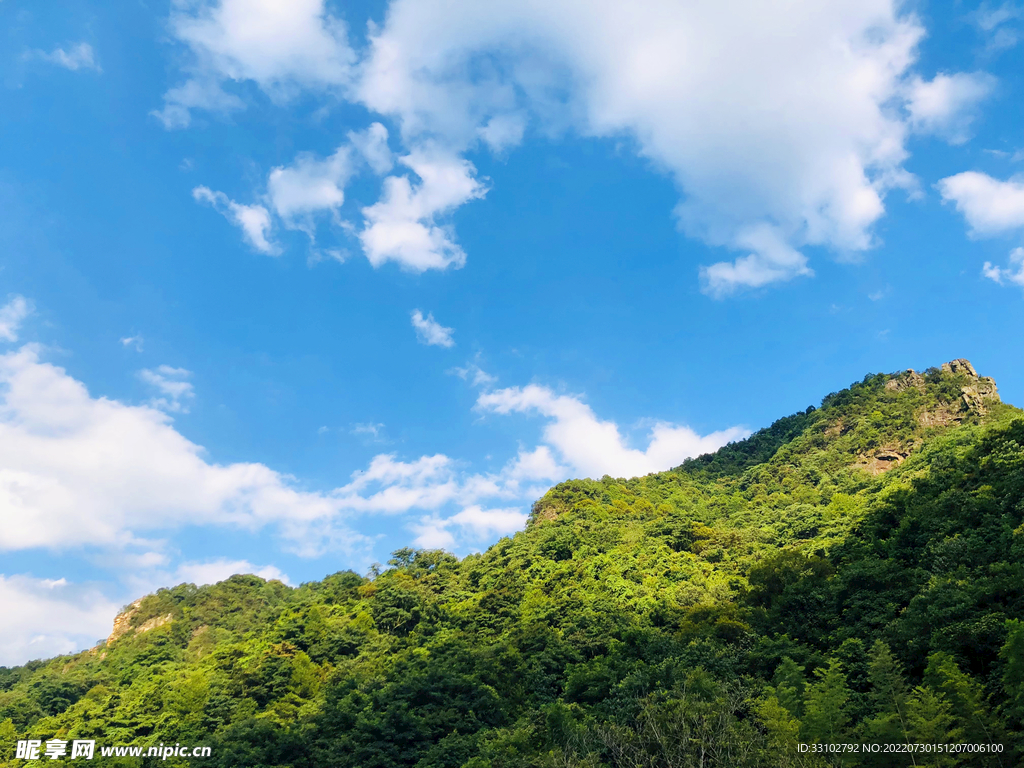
[[2, 360, 1023, 767]]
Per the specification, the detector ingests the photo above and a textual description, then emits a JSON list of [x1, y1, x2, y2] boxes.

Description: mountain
[[2, 361, 1022, 767]]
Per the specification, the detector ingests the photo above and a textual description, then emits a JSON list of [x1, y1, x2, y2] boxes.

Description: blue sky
[[1, 0, 1022, 664]]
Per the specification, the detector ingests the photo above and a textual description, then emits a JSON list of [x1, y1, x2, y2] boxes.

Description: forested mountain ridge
[[2, 360, 1023, 767]]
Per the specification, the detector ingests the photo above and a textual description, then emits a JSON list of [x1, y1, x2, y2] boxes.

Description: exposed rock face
[[887, 361, 999, 409], [107, 599, 173, 645], [942, 358, 1001, 412], [918, 405, 961, 428], [853, 446, 910, 476], [137, 614, 173, 633], [107, 598, 143, 645], [885, 370, 925, 393], [865, 360, 1001, 474], [942, 358, 978, 377], [894, 359, 1001, 430]]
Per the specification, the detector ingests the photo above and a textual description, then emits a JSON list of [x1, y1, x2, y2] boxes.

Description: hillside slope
[[1, 360, 1023, 767]]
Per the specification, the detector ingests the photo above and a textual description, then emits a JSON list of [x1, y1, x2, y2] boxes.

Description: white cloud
[[477, 384, 748, 478], [360, 150, 487, 271], [326, 444, 563, 525], [174, 558, 291, 586], [0, 345, 363, 554], [0, 574, 119, 666], [0, 342, 553, 559], [267, 145, 352, 226], [349, 122, 394, 175], [0, 296, 32, 342], [412, 505, 528, 549], [478, 113, 526, 153], [156, 0, 354, 128], [937, 172, 1024, 236], [906, 72, 996, 144], [354, 0, 929, 292], [0, 322, 746, 590], [120, 334, 144, 352], [139, 365, 195, 413], [451, 505, 529, 536], [334, 453, 462, 513], [185, 132, 460, 269], [700, 223, 813, 297], [152, 79, 246, 129], [0, 559, 291, 665], [410, 309, 455, 347], [193, 185, 279, 254], [27, 42, 101, 72], [450, 361, 497, 387], [983, 247, 1024, 288], [160, 0, 996, 292], [410, 517, 456, 549]]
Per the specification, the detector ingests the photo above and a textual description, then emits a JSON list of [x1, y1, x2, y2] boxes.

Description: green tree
[[862, 640, 911, 748], [774, 656, 806, 720], [802, 659, 850, 748], [923, 652, 995, 745], [905, 686, 959, 768], [1000, 619, 1024, 759]]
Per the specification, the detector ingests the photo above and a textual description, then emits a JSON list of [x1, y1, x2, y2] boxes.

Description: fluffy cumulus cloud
[[26, 42, 101, 72], [938, 172, 1024, 291], [191, 123, 405, 262], [267, 146, 352, 226], [0, 341, 746, 564], [0, 345, 361, 553], [154, 0, 354, 128], [477, 384, 748, 479], [0, 296, 32, 342], [906, 72, 996, 144], [410, 309, 455, 347], [161, 0, 1000, 292], [937, 172, 1024, 236], [354, 0, 928, 293], [0, 575, 120, 666], [263, 123, 391, 229], [193, 186, 279, 254], [359, 150, 487, 271]]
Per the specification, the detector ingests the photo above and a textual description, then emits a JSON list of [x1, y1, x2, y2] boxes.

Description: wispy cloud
[[450, 361, 496, 387], [25, 42, 101, 72], [193, 186, 279, 255], [411, 310, 455, 347], [139, 365, 195, 413], [971, 2, 1024, 51], [983, 247, 1024, 288], [120, 335, 144, 352], [351, 422, 387, 441]]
